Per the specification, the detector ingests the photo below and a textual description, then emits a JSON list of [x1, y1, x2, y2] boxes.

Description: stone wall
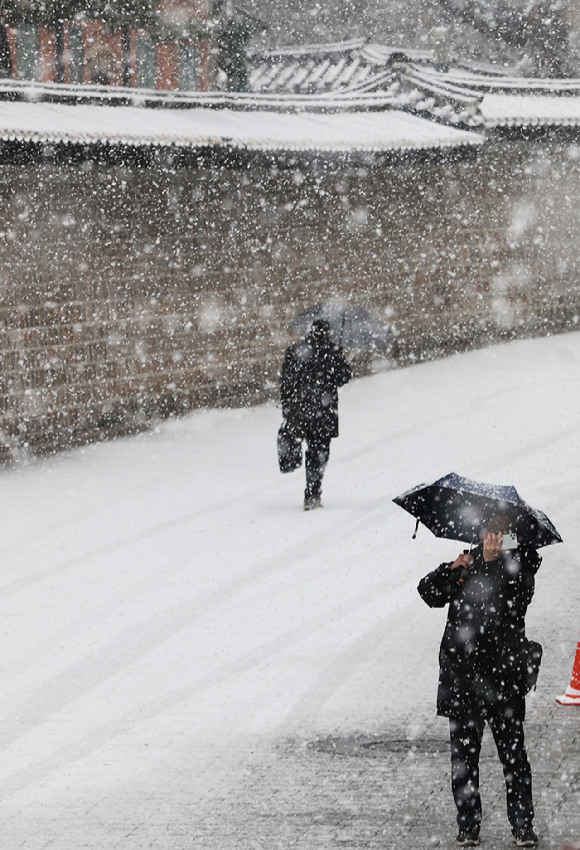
[[2, 139, 580, 458]]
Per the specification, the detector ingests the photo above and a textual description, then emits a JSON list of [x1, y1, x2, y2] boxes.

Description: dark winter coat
[[417, 543, 541, 721], [280, 331, 351, 440]]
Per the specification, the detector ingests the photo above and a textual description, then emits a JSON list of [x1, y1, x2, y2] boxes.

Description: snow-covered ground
[[1, 332, 579, 849]]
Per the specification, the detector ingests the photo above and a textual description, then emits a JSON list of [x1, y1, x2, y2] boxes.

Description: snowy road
[[1, 333, 579, 849]]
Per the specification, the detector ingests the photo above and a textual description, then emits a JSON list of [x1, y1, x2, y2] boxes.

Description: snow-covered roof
[[0, 76, 409, 112], [2, 41, 579, 143], [479, 93, 580, 127], [246, 45, 580, 130], [419, 66, 580, 94], [249, 51, 377, 95], [248, 40, 432, 96], [0, 100, 484, 152], [405, 65, 580, 127], [0, 77, 399, 112], [247, 44, 580, 130]]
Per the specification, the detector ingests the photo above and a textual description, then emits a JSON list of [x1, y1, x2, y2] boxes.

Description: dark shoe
[[457, 826, 480, 846], [304, 496, 322, 511], [513, 826, 538, 846]]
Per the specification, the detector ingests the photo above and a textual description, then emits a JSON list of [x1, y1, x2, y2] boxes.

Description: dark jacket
[[280, 331, 351, 440], [418, 544, 541, 720]]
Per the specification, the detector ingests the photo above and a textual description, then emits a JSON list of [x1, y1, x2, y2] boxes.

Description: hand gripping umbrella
[[393, 472, 562, 549], [290, 302, 394, 351]]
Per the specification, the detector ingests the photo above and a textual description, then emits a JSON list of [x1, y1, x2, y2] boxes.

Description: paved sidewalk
[[10, 694, 578, 850], [183, 550, 580, 850], [189, 704, 579, 850], [5, 633, 578, 850], [188, 656, 580, 850]]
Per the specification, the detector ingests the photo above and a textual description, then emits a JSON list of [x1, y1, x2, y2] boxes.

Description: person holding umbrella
[[395, 474, 562, 847], [418, 515, 541, 846], [280, 319, 351, 510]]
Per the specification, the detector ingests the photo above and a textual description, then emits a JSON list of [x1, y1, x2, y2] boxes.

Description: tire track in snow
[[0, 569, 413, 797], [0, 482, 297, 600], [338, 381, 580, 475], [0, 438, 210, 560], [0, 500, 401, 753], [274, 600, 428, 734]]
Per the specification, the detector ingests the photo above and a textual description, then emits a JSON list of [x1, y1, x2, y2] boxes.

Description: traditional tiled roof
[[418, 66, 580, 94], [248, 41, 580, 130], [0, 76, 448, 117], [0, 38, 579, 155], [248, 40, 431, 95], [479, 93, 580, 128], [402, 64, 580, 128], [0, 99, 483, 153]]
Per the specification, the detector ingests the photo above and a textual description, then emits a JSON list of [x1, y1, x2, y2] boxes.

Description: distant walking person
[[418, 516, 541, 847], [280, 319, 351, 510]]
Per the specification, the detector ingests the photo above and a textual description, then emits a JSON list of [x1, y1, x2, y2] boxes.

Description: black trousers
[[304, 432, 331, 500], [449, 712, 534, 831]]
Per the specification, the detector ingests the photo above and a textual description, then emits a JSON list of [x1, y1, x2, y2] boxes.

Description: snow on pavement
[[1, 332, 579, 849]]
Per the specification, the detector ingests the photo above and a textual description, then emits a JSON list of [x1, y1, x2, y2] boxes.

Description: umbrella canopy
[[290, 303, 394, 351], [393, 472, 562, 549]]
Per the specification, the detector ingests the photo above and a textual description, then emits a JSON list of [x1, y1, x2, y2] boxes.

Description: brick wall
[[1, 139, 580, 458]]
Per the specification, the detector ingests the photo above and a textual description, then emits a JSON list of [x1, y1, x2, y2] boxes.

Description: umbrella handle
[[412, 518, 420, 539]]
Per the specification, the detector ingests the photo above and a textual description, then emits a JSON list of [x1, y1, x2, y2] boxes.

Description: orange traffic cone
[[556, 629, 580, 706]]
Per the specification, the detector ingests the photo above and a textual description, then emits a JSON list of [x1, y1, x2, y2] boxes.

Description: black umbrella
[[290, 303, 394, 351], [393, 472, 562, 549]]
